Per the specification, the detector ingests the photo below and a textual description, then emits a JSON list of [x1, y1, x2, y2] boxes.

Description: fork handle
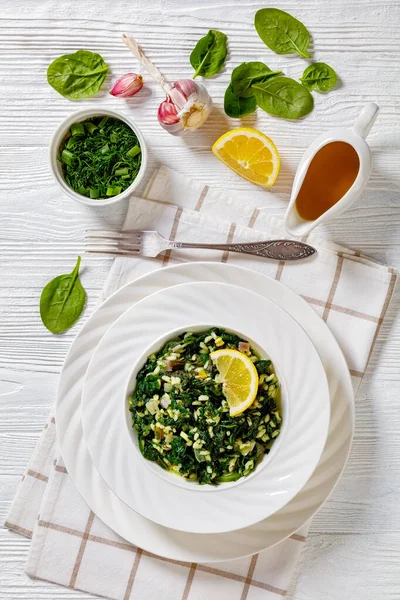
[[172, 239, 315, 261]]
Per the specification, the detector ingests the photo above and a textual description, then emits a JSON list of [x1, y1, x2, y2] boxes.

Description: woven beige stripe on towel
[[5, 166, 397, 600]]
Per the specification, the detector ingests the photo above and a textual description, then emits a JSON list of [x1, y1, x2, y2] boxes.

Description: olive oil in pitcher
[[284, 103, 379, 237], [295, 142, 360, 221]]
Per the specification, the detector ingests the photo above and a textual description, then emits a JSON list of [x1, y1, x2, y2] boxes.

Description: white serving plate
[[81, 281, 330, 534], [56, 262, 354, 563]]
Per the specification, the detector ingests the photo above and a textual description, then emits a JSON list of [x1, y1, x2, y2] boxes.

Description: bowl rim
[[123, 322, 288, 493], [49, 107, 148, 206]]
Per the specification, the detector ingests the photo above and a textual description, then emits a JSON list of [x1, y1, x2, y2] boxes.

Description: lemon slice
[[210, 348, 259, 417], [212, 127, 280, 188]]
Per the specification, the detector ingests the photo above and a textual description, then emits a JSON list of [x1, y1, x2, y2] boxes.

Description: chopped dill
[[59, 116, 142, 199]]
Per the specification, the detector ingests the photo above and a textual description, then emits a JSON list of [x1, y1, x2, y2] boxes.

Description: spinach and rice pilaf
[[129, 328, 281, 485]]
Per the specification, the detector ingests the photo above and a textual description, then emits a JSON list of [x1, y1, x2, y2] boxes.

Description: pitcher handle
[[353, 103, 379, 139]]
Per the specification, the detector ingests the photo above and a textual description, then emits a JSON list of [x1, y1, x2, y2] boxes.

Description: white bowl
[[49, 108, 148, 206], [124, 324, 288, 493]]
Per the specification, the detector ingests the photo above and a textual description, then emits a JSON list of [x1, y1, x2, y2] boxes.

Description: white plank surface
[[1, 0, 399, 598]]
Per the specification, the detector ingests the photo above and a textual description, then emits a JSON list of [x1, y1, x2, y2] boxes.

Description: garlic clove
[[158, 97, 180, 125], [174, 79, 198, 98], [122, 36, 213, 135], [110, 73, 143, 98], [169, 79, 198, 109]]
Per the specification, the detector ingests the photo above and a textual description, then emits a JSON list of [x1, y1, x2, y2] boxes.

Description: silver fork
[[85, 230, 316, 261]]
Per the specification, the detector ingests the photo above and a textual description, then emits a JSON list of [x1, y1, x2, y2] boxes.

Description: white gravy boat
[[284, 102, 379, 237]]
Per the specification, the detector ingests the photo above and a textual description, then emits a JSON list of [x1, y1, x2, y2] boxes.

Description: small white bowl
[[49, 108, 148, 206], [124, 324, 288, 493]]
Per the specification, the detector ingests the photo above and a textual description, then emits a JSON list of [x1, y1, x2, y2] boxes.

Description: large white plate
[[56, 262, 354, 562], [81, 281, 330, 534]]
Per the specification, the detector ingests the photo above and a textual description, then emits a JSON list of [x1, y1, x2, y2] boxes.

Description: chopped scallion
[[71, 123, 85, 137], [98, 116, 109, 128], [216, 472, 241, 483], [61, 149, 75, 165], [115, 167, 129, 176], [85, 122, 98, 134], [106, 186, 122, 196], [127, 145, 141, 157]]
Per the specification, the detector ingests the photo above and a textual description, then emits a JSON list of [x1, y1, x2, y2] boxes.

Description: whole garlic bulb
[[122, 35, 213, 136], [157, 80, 213, 135]]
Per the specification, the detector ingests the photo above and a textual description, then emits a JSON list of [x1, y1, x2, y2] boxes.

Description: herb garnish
[[59, 116, 142, 199], [40, 256, 86, 334], [47, 50, 108, 99]]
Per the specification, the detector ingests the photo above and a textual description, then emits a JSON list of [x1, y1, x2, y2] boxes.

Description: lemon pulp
[[212, 127, 280, 188]]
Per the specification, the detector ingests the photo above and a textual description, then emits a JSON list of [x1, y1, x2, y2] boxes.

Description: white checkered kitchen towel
[[5, 166, 397, 600]]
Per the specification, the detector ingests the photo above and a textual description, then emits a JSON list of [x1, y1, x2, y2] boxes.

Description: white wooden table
[[1, 1, 399, 598]]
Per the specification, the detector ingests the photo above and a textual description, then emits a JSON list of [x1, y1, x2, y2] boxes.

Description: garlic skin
[[157, 79, 212, 135], [110, 73, 143, 98]]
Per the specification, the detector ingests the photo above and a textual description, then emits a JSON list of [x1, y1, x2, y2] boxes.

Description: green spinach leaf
[[253, 76, 313, 120], [255, 8, 310, 59], [47, 50, 108, 99], [300, 62, 337, 92], [190, 30, 228, 78], [231, 62, 282, 98], [224, 84, 257, 118], [40, 256, 86, 334]]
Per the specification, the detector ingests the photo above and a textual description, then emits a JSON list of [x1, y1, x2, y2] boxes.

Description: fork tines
[[85, 229, 142, 256]]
